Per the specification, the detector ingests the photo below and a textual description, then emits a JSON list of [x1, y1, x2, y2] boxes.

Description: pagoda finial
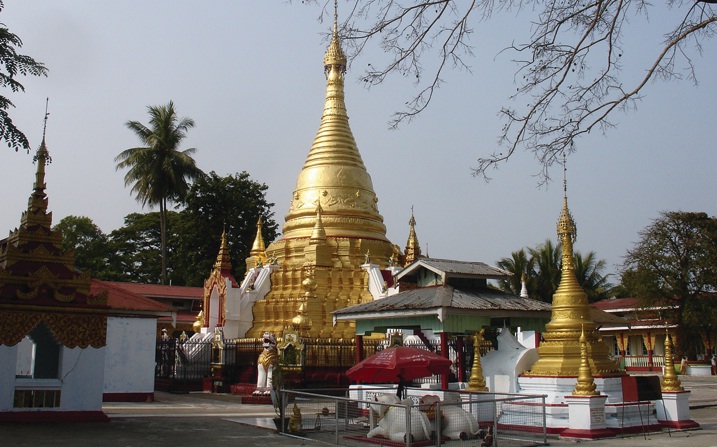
[[28, 99, 52, 215], [466, 330, 488, 391], [573, 321, 599, 395], [404, 207, 422, 265], [34, 100, 52, 186], [520, 273, 529, 298], [250, 217, 267, 263], [309, 204, 327, 243], [556, 155, 579, 287], [661, 323, 684, 391], [214, 225, 232, 273], [324, 0, 346, 75]]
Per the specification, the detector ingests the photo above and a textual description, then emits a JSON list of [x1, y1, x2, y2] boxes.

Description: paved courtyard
[[2, 375, 716, 446]]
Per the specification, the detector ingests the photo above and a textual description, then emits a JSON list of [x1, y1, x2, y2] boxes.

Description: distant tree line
[[495, 240, 613, 303], [55, 171, 279, 287]]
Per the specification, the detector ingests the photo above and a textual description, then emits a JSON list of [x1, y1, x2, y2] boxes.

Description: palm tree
[[574, 251, 613, 302], [529, 239, 562, 302], [496, 249, 535, 296], [115, 101, 204, 284]]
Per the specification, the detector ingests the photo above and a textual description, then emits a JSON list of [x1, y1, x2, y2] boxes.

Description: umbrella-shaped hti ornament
[[346, 346, 452, 397]]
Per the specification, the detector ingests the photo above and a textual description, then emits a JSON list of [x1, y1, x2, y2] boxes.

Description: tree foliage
[[115, 101, 204, 284], [497, 239, 612, 302], [98, 212, 181, 284], [309, 0, 717, 182], [56, 172, 279, 286], [621, 211, 717, 359], [171, 171, 279, 287], [496, 249, 534, 297], [53, 215, 111, 277], [0, 1, 48, 152]]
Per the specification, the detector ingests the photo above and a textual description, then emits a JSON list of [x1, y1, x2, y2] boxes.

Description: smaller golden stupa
[[525, 160, 622, 377]]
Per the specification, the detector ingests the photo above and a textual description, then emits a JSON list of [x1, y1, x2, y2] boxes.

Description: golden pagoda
[[524, 164, 622, 377], [245, 10, 394, 339], [404, 208, 422, 265]]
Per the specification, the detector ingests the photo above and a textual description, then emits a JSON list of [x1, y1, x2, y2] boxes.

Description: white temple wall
[[104, 316, 156, 395], [58, 346, 105, 411], [0, 345, 18, 411], [1, 342, 105, 413]]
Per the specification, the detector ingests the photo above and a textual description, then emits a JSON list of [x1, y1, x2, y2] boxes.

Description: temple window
[[15, 322, 60, 379]]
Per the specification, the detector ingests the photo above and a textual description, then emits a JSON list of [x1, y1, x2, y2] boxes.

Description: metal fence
[[276, 387, 547, 447], [155, 336, 492, 388]]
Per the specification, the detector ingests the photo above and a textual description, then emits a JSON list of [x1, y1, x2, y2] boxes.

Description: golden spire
[[309, 204, 327, 244], [30, 100, 52, 214], [661, 325, 683, 391], [466, 330, 488, 391], [324, 2, 347, 72], [281, 3, 388, 242], [404, 207, 422, 265], [250, 218, 267, 263], [547, 157, 591, 331], [573, 322, 599, 396], [214, 226, 233, 274], [525, 155, 622, 376]]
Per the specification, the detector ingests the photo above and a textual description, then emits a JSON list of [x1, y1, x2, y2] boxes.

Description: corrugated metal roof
[[397, 258, 511, 281], [333, 285, 551, 315]]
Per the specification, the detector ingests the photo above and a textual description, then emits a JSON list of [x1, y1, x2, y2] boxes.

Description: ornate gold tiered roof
[[0, 126, 108, 349]]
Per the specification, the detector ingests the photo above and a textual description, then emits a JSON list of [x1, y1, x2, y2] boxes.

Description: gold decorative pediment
[[0, 311, 107, 348]]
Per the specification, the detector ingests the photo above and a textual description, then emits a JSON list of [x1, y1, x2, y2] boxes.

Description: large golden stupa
[[244, 13, 395, 339]]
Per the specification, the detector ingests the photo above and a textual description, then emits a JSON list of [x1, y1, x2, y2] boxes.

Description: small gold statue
[[288, 403, 304, 435]]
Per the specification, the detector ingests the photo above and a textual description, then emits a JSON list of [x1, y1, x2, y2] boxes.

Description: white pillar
[[561, 395, 614, 439], [655, 391, 700, 430]]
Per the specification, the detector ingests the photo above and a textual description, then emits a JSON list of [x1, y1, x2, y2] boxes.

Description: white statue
[[368, 393, 432, 443], [420, 394, 481, 440], [253, 332, 278, 396]]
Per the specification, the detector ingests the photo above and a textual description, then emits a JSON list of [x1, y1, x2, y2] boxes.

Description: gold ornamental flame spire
[[282, 4, 388, 242]]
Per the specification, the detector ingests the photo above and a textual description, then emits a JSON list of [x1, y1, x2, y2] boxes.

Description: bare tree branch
[[300, 1, 716, 183]]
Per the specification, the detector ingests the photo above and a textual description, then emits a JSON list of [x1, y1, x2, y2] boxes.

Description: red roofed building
[[592, 298, 680, 372], [106, 281, 202, 336]]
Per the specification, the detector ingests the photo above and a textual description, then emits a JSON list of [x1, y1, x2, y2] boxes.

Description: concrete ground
[[2, 375, 716, 447]]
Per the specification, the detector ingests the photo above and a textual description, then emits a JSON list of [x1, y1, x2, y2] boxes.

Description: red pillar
[[456, 336, 466, 382], [440, 332, 449, 390], [355, 335, 364, 365]]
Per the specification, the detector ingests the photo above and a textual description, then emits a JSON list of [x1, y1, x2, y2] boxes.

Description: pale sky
[[1, 1, 715, 283]]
